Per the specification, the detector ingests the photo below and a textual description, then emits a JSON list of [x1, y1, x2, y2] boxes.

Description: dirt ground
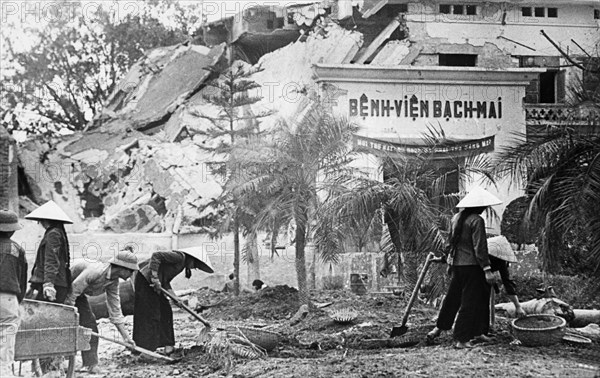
[[18, 286, 600, 378]]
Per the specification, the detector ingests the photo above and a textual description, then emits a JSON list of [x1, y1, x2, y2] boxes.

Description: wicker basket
[[511, 314, 566, 347], [230, 326, 281, 352], [329, 308, 358, 324]]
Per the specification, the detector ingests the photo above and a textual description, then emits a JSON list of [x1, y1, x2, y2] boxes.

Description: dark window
[[266, 19, 274, 29], [522, 7, 532, 17], [594, 9, 599, 19], [539, 71, 557, 103], [547, 8, 558, 17], [439, 54, 477, 66], [387, 3, 408, 16], [277, 17, 285, 28], [440, 4, 451, 14], [453, 5, 464, 14], [466, 5, 477, 15], [287, 12, 295, 24], [535, 7, 545, 17]]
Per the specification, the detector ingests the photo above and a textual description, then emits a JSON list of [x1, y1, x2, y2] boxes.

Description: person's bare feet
[[426, 327, 442, 340], [86, 365, 105, 375], [472, 334, 494, 343], [454, 341, 474, 349]]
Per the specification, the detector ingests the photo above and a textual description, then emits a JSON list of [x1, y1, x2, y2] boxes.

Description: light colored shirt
[[66, 261, 125, 325]]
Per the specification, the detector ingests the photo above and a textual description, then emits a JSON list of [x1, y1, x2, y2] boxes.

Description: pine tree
[[193, 58, 272, 295]]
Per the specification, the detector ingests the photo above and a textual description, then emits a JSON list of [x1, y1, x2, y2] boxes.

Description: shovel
[[90, 331, 176, 363], [159, 287, 211, 329], [390, 252, 441, 338]]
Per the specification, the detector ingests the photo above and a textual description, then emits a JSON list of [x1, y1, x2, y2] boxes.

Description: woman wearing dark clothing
[[428, 236, 525, 343], [25, 200, 73, 303], [429, 187, 502, 348], [133, 247, 214, 354]]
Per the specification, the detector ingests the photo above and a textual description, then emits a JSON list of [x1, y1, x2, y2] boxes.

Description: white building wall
[[314, 65, 543, 232], [405, 1, 599, 58]]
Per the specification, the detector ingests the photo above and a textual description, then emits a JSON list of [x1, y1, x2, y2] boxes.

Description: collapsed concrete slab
[[99, 43, 227, 132]]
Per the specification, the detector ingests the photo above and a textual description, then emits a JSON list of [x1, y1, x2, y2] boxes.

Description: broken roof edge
[[313, 63, 547, 84]]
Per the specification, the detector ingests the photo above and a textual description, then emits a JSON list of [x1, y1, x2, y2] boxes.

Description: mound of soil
[[207, 285, 299, 320]]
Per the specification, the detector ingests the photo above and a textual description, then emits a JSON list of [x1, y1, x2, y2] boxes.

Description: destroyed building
[[11, 0, 600, 289]]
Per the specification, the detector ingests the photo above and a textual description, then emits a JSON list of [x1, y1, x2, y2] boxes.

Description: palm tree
[[494, 124, 600, 275], [494, 54, 600, 276], [314, 126, 497, 286], [230, 104, 359, 307]]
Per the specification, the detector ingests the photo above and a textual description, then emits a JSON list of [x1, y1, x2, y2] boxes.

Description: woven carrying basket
[[511, 314, 566, 346], [230, 326, 281, 352]]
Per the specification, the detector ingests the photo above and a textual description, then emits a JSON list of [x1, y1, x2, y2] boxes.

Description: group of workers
[[1, 187, 527, 374], [0, 200, 214, 376]]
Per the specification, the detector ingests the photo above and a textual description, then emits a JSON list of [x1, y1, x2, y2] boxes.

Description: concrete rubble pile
[[16, 22, 364, 234]]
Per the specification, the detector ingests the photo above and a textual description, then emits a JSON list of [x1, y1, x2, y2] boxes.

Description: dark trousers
[[75, 295, 99, 367], [436, 266, 490, 342], [133, 275, 175, 351]]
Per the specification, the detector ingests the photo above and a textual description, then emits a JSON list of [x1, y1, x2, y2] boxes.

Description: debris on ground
[[17, 285, 596, 378]]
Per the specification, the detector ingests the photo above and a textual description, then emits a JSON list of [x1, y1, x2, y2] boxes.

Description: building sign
[[354, 134, 495, 157], [349, 94, 503, 120]]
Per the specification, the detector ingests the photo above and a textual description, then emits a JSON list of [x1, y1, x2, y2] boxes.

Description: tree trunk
[[295, 216, 310, 309], [384, 208, 404, 284], [310, 243, 316, 290], [571, 309, 600, 327], [233, 215, 240, 296], [246, 230, 260, 283], [403, 250, 419, 287], [495, 298, 574, 323]]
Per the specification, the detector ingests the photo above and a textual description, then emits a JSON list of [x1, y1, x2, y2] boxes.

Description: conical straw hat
[[487, 235, 517, 262], [25, 200, 73, 224], [456, 186, 503, 208], [175, 246, 214, 273]]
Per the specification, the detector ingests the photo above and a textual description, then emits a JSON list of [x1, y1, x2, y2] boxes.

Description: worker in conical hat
[[133, 247, 213, 355], [26, 200, 73, 304], [482, 235, 526, 329], [427, 234, 526, 344], [427, 186, 503, 349]]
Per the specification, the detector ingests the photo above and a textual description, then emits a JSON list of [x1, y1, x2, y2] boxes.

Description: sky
[[0, 0, 330, 140]]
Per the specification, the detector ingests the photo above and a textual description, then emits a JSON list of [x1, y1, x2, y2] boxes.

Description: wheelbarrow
[[14, 299, 92, 378]]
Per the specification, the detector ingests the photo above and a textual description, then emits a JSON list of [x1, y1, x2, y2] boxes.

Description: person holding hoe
[[427, 187, 503, 349], [133, 247, 214, 355], [64, 248, 139, 374]]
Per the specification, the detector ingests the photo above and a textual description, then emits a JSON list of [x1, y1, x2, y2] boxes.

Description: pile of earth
[[196, 285, 300, 321]]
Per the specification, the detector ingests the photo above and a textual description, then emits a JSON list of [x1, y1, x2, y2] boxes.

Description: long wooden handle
[[159, 287, 211, 328], [89, 331, 174, 362], [400, 252, 435, 327]]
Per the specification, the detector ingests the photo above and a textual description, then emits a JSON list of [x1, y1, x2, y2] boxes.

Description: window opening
[[539, 71, 557, 103], [439, 54, 477, 67], [534, 7, 545, 17]]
